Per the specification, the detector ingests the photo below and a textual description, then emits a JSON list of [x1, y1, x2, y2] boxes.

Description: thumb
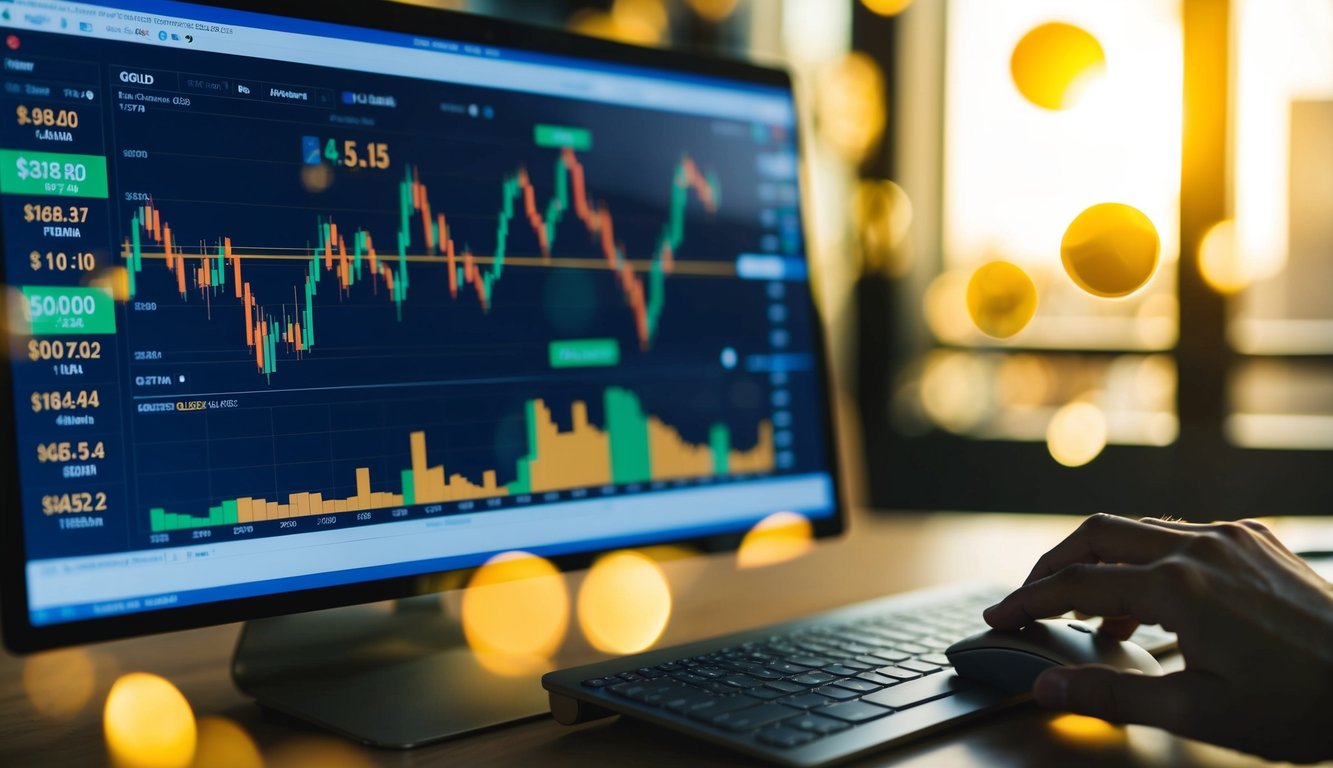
[[1034, 666, 1198, 731]]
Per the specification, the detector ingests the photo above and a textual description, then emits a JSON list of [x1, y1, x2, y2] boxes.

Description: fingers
[[1022, 514, 1187, 586], [1097, 615, 1140, 641], [1034, 666, 1211, 733], [986, 563, 1167, 630]]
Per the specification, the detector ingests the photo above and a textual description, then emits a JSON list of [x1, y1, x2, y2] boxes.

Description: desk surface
[[4, 509, 1333, 768]]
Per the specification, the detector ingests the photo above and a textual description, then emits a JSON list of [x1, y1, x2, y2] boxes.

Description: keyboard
[[543, 583, 1177, 767]]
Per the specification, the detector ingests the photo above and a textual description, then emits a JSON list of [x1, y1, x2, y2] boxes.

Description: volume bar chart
[[149, 387, 773, 532]]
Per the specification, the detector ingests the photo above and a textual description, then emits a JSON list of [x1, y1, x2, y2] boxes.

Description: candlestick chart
[[121, 146, 722, 381]]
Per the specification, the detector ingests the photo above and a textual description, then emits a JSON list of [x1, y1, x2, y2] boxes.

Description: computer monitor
[[0, 0, 842, 737]]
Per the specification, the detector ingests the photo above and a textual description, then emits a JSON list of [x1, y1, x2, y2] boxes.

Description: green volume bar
[[605, 387, 651, 484], [710, 423, 730, 476], [150, 501, 239, 531], [0, 149, 109, 198]]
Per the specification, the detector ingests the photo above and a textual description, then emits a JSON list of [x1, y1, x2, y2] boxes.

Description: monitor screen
[[0, 0, 839, 648]]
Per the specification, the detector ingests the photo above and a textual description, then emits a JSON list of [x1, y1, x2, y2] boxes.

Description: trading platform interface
[[1, 1, 835, 627]]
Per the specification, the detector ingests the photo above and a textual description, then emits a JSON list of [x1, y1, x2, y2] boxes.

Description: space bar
[[862, 671, 972, 710]]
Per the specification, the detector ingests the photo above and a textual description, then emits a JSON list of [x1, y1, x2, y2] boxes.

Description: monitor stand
[[231, 595, 551, 748]]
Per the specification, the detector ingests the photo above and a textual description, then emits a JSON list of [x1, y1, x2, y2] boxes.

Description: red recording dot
[[5, 35, 20, 51]]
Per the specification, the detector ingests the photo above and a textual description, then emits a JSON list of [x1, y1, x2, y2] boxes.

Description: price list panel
[[2, 55, 126, 553]]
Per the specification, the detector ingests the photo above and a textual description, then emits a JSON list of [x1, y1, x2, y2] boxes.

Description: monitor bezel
[[0, 0, 846, 654]]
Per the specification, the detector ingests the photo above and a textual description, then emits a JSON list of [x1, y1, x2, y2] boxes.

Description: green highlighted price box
[[20, 286, 117, 335], [550, 338, 620, 369], [0, 149, 108, 198], [534, 124, 593, 151]]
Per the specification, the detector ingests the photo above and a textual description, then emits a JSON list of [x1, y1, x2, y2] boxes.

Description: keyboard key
[[898, 659, 944, 674], [813, 685, 859, 701], [869, 650, 911, 664], [831, 677, 883, 693], [756, 726, 817, 749], [820, 700, 893, 724], [855, 671, 900, 686], [874, 666, 923, 681], [582, 677, 612, 688], [920, 653, 953, 667], [779, 693, 832, 710], [663, 690, 716, 714], [821, 664, 863, 677], [722, 674, 765, 689], [711, 703, 801, 732], [786, 713, 851, 735], [694, 667, 727, 679], [685, 696, 758, 722], [790, 672, 836, 686], [764, 680, 806, 694], [744, 686, 788, 701], [642, 684, 694, 706], [671, 672, 710, 686], [789, 656, 836, 668], [863, 671, 970, 710], [767, 661, 809, 675], [894, 642, 931, 655], [608, 682, 648, 699]]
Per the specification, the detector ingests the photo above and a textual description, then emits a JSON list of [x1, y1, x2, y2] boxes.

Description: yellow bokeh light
[[816, 52, 887, 163], [687, 0, 740, 23], [614, 0, 669, 35], [737, 510, 814, 569], [965, 261, 1038, 339], [1197, 219, 1252, 294], [86, 266, 131, 302], [567, 7, 662, 46], [920, 351, 990, 434], [461, 551, 569, 676], [103, 673, 196, 768], [923, 270, 974, 343], [1061, 203, 1160, 298], [861, 0, 913, 17], [1047, 400, 1108, 467], [23, 648, 96, 719], [1048, 713, 1125, 747], [996, 353, 1053, 408], [856, 179, 914, 277], [577, 550, 672, 654], [1010, 22, 1107, 110], [191, 717, 262, 768], [299, 163, 332, 194]]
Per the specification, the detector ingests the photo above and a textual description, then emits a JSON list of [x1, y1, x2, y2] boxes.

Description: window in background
[[860, 0, 1333, 517], [1225, 0, 1333, 450], [907, 0, 1183, 459]]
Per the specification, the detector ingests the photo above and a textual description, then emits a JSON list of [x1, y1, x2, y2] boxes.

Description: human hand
[[983, 513, 1333, 763]]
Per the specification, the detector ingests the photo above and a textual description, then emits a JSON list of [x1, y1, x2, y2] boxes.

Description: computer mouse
[[945, 619, 1163, 695]]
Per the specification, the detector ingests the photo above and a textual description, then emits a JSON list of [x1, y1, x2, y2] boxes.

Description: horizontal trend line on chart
[[121, 247, 737, 276]]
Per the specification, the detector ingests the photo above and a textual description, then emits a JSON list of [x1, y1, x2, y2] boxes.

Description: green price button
[[20, 286, 117, 336], [550, 338, 620, 369], [0, 149, 109, 199], [534, 124, 593, 152]]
